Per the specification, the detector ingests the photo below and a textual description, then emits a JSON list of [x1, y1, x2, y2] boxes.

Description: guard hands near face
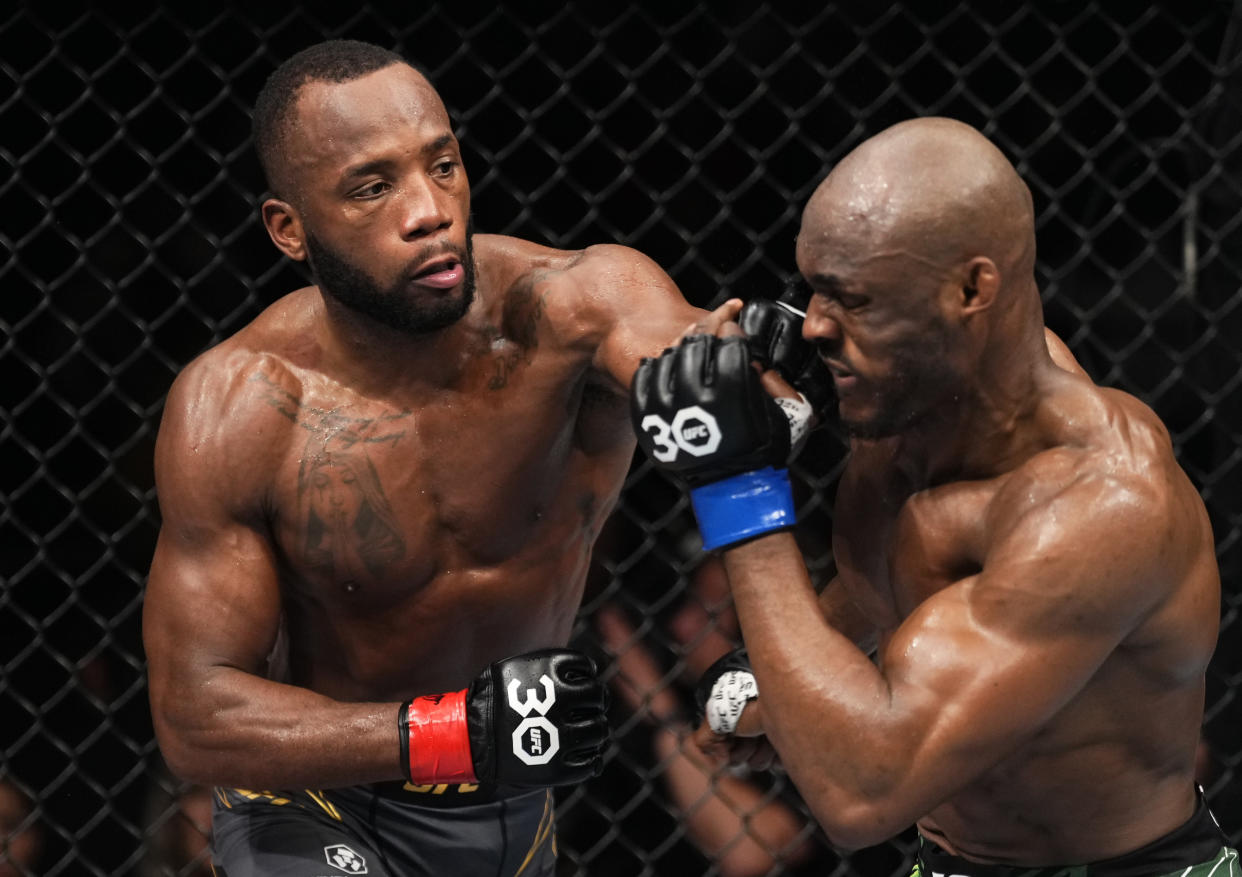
[[737, 285, 835, 416], [400, 648, 608, 789], [631, 290, 828, 551], [633, 333, 794, 484], [632, 333, 796, 550]]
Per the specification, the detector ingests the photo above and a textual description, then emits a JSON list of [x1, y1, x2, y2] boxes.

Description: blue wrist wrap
[[690, 467, 795, 551]]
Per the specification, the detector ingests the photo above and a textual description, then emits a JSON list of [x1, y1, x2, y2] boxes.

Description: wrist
[[774, 393, 814, 460], [704, 669, 759, 735], [689, 466, 795, 551], [399, 690, 478, 785]]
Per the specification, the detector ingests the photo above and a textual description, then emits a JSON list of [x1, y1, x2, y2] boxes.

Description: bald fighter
[[140, 39, 769, 876], [632, 118, 1235, 875]]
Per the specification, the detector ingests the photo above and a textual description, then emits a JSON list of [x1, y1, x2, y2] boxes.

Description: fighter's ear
[[960, 256, 999, 315], [261, 198, 307, 262]]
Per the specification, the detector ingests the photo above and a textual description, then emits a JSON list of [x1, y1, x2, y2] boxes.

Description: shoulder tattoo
[[486, 273, 552, 390]]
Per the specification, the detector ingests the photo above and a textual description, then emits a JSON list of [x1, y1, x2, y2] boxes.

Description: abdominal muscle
[[915, 678, 1198, 865], [279, 529, 594, 704]]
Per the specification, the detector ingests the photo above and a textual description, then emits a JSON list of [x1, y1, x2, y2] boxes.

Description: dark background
[[2, 1, 1240, 874]]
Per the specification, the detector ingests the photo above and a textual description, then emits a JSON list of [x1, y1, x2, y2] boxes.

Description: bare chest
[[256, 364, 631, 609], [846, 478, 998, 624]]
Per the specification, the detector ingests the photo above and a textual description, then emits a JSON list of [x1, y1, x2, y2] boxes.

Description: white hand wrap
[[775, 392, 814, 460], [705, 669, 759, 736]]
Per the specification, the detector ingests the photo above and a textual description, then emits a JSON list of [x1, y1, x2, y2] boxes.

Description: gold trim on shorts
[[512, 789, 556, 877]]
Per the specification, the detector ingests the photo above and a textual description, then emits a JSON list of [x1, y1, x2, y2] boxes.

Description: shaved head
[[801, 117, 1036, 290], [797, 118, 1046, 439], [252, 40, 421, 201]]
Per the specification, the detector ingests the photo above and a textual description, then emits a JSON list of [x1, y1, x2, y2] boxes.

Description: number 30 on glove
[[630, 334, 797, 551], [400, 649, 607, 789]]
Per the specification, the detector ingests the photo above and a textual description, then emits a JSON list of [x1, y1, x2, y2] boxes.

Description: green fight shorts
[[210, 781, 556, 877], [911, 789, 1235, 877]]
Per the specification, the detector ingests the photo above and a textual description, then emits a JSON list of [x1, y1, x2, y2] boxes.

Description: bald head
[[801, 118, 1036, 287], [797, 120, 1050, 439]]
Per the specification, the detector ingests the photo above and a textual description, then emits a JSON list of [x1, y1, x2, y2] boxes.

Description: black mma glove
[[400, 648, 608, 788], [631, 334, 795, 550], [694, 648, 758, 736], [738, 285, 835, 417]]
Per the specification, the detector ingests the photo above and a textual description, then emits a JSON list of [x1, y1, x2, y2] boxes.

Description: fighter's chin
[[332, 286, 473, 336], [395, 289, 475, 334], [842, 417, 899, 441], [838, 398, 905, 440], [843, 401, 938, 440]]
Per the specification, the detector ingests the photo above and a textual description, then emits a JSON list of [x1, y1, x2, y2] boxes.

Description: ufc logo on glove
[[640, 406, 723, 461], [400, 648, 607, 788], [630, 336, 804, 551], [508, 676, 559, 765]]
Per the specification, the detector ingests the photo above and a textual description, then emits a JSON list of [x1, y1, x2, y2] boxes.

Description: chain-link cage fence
[[2, 1, 1240, 874]]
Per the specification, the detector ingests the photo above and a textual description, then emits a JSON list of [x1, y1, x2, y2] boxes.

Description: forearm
[[154, 666, 402, 789], [722, 533, 911, 845]]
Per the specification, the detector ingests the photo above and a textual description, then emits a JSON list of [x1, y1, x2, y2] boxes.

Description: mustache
[[816, 344, 853, 372], [403, 238, 472, 278]]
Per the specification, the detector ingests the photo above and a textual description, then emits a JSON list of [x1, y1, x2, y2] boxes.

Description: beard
[[305, 226, 477, 335], [837, 332, 959, 441]]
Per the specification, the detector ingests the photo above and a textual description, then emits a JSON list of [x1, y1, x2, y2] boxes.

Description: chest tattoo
[[253, 373, 412, 586]]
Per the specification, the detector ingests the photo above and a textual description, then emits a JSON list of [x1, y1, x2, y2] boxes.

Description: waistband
[[217, 780, 544, 812], [918, 790, 1226, 877], [362, 779, 539, 808]]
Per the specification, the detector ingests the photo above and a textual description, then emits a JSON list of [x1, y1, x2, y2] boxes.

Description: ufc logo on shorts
[[507, 676, 560, 766], [641, 406, 722, 462], [324, 843, 368, 873]]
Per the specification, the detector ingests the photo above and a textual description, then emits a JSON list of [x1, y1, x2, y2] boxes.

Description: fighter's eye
[[352, 181, 389, 198], [432, 159, 457, 177], [811, 286, 868, 311]]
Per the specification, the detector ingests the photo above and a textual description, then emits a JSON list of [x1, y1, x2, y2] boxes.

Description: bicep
[[587, 246, 703, 390], [144, 383, 286, 714], [144, 517, 283, 686], [817, 578, 880, 654], [881, 577, 1120, 780], [880, 490, 1164, 790]]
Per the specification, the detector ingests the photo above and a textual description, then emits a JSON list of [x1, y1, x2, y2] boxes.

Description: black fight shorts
[[211, 781, 557, 877]]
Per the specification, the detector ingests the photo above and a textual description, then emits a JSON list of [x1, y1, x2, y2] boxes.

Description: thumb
[[759, 367, 798, 400]]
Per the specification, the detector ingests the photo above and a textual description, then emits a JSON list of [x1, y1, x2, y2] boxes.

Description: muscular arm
[[693, 575, 879, 757], [144, 363, 402, 789], [816, 579, 880, 656], [577, 244, 709, 391], [720, 463, 1176, 849]]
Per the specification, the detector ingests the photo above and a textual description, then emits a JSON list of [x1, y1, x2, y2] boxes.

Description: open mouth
[[408, 257, 463, 290]]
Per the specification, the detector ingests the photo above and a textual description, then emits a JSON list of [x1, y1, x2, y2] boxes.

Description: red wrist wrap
[[404, 689, 478, 785]]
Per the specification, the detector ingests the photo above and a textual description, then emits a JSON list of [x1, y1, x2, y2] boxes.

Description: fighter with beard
[[142, 40, 734, 876]]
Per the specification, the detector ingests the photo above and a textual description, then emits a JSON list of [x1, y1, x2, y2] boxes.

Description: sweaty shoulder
[[155, 292, 318, 522], [999, 379, 1183, 530], [984, 380, 1216, 643], [476, 234, 698, 390]]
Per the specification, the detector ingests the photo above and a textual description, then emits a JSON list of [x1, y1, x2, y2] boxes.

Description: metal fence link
[[2, 2, 1240, 874]]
